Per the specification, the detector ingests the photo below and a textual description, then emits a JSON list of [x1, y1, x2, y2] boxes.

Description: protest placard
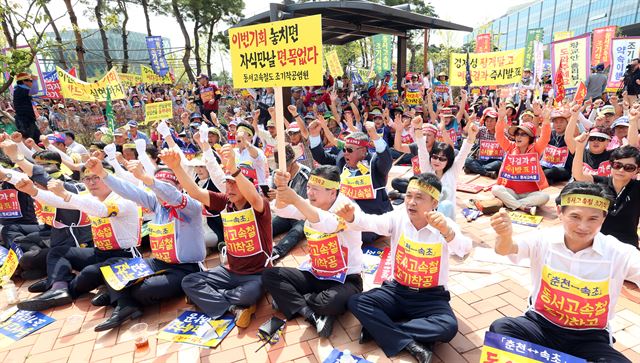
[[449, 49, 525, 86], [141, 65, 173, 85], [607, 37, 640, 91], [372, 34, 393, 75], [144, 101, 173, 123], [480, 331, 586, 363], [524, 29, 544, 71], [0, 310, 55, 349], [56, 67, 126, 102], [373, 247, 392, 285], [508, 211, 543, 227], [405, 91, 422, 105], [551, 34, 590, 90], [326, 50, 343, 77], [0, 243, 23, 284], [118, 73, 142, 88], [100, 257, 157, 291], [158, 311, 234, 348], [476, 34, 491, 53], [592, 26, 616, 68]]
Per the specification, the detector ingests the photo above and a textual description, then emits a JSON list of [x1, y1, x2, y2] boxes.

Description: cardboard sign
[[480, 331, 586, 363], [540, 145, 569, 168], [478, 140, 504, 160], [362, 246, 383, 274], [0, 190, 22, 218], [509, 211, 543, 227], [405, 91, 421, 105], [373, 247, 392, 285], [500, 153, 540, 181], [0, 243, 23, 284], [456, 183, 485, 194], [229, 15, 323, 88], [100, 257, 156, 291], [158, 311, 235, 348], [56, 67, 125, 102], [144, 101, 173, 123], [0, 310, 55, 349], [449, 49, 525, 87]]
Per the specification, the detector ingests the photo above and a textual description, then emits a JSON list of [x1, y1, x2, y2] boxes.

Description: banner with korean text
[[0, 310, 55, 349], [43, 71, 62, 99], [118, 73, 142, 88], [449, 49, 525, 86], [372, 34, 393, 76], [480, 331, 586, 363], [141, 65, 173, 85], [326, 50, 343, 77], [144, 101, 173, 123], [591, 26, 616, 68], [146, 36, 170, 77], [524, 28, 544, 71], [607, 37, 640, 90], [228, 15, 323, 88], [476, 34, 491, 53], [56, 67, 126, 102], [551, 34, 591, 90]]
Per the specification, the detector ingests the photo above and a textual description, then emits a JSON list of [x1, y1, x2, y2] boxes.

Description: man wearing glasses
[[13, 73, 41, 141]]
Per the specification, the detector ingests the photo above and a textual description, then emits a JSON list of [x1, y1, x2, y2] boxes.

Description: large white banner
[[607, 37, 640, 91]]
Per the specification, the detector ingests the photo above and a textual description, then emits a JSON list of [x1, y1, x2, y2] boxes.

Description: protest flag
[[106, 88, 115, 132], [574, 81, 587, 105], [555, 59, 566, 104]]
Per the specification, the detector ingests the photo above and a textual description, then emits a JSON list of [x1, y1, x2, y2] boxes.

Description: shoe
[[91, 292, 110, 307], [21, 269, 46, 281], [485, 171, 498, 179], [404, 341, 433, 363], [28, 279, 48, 293], [387, 190, 403, 200], [232, 304, 256, 328], [94, 305, 143, 332], [307, 313, 335, 338], [17, 288, 72, 311], [359, 327, 373, 344], [522, 206, 537, 215]]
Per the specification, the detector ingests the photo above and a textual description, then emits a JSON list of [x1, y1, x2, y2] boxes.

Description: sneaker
[[307, 313, 335, 338], [522, 206, 537, 215], [232, 304, 256, 328]]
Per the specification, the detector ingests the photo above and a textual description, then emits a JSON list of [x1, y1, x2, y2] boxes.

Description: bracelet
[[231, 168, 242, 178], [292, 114, 300, 118], [443, 227, 455, 241]]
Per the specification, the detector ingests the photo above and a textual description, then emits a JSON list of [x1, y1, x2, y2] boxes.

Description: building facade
[[465, 0, 640, 50]]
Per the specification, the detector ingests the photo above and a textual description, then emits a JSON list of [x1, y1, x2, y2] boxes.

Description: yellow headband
[[34, 158, 60, 165], [560, 194, 610, 212], [122, 143, 136, 150], [237, 125, 254, 137], [308, 175, 340, 190], [408, 179, 441, 201]]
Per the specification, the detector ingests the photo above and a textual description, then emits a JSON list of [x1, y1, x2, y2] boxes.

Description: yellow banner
[[56, 67, 126, 102], [144, 101, 173, 123], [228, 15, 323, 88], [326, 50, 343, 77], [551, 34, 590, 89], [508, 211, 543, 227], [553, 31, 574, 42], [118, 73, 142, 88], [405, 91, 422, 105], [449, 49, 525, 86], [141, 65, 173, 85]]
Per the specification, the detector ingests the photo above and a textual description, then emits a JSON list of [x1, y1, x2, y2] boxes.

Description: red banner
[[591, 26, 616, 68], [476, 34, 491, 53]]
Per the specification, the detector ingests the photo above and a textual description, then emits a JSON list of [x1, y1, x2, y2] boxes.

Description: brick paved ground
[[1, 166, 639, 363]]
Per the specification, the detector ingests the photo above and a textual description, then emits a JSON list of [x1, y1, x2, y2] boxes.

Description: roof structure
[[233, 1, 472, 45]]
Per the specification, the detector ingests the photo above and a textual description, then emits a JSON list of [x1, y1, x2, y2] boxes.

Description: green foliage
[[0, 49, 33, 78]]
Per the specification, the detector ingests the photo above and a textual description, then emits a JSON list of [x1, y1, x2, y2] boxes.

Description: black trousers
[[272, 216, 305, 257], [1, 224, 49, 273], [543, 166, 572, 185], [490, 311, 631, 363], [106, 258, 200, 307], [262, 267, 363, 319], [348, 280, 457, 357], [46, 246, 133, 298]]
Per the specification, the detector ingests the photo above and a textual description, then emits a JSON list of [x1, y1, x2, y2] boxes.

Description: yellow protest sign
[[551, 34, 590, 89], [326, 50, 343, 77], [144, 101, 173, 123], [118, 73, 142, 88], [508, 211, 543, 227], [405, 91, 422, 105], [56, 67, 126, 102], [228, 14, 323, 88], [141, 65, 173, 85], [449, 49, 525, 87]]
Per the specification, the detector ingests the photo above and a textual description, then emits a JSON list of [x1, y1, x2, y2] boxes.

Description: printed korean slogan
[[0, 310, 55, 349], [476, 34, 491, 53], [607, 37, 640, 90], [372, 34, 393, 75], [0, 243, 23, 283], [553, 31, 574, 42], [118, 73, 142, 88], [158, 311, 235, 348], [144, 101, 173, 123], [551, 34, 591, 90], [449, 49, 525, 86], [43, 71, 62, 99], [141, 65, 173, 85], [228, 14, 323, 88], [591, 26, 616, 68], [326, 50, 343, 77], [146, 35, 170, 77], [56, 67, 126, 102], [480, 331, 586, 363], [100, 257, 156, 290], [524, 28, 544, 71]]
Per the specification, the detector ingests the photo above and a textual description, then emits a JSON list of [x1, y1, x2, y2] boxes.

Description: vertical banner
[[449, 49, 525, 86], [524, 28, 544, 71], [533, 41, 544, 82], [145, 36, 170, 77], [551, 34, 591, 90], [372, 34, 393, 76], [43, 71, 62, 99], [475, 34, 491, 53], [326, 50, 343, 77], [228, 15, 323, 88], [607, 37, 640, 90], [591, 26, 616, 68], [553, 31, 574, 42]]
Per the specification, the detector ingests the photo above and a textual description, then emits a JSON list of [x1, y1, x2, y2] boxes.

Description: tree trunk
[[42, 3, 67, 68], [141, 0, 152, 36], [118, 0, 129, 73], [409, 46, 416, 72], [172, 0, 194, 82], [206, 20, 214, 76], [63, 0, 87, 80], [193, 17, 201, 75], [423, 29, 429, 74], [95, 0, 113, 70]]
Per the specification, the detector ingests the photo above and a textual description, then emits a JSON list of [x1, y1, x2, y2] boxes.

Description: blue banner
[[100, 257, 156, 291], [480, 331, 586, 363], [158, 311, 235, 348], [145, 36, 170, 77], [0, 310, 55, 348]]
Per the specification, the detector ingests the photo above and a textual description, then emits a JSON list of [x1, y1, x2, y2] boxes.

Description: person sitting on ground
[[463, 107, 502, 179], [566, 108, 613, 177], [489, 181, 640, 363], [263, 165, 363, 338], [540, 109, 573, 184]]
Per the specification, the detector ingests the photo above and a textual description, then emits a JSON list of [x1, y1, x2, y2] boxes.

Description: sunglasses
[[431, 155, 448, 162], [611, 161, 638, 172], [588, 136, 607, 142]]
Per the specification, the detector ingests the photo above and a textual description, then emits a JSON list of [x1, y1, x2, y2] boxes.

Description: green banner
[[524, 28, 544, 71], [372, 34, 393, 76]]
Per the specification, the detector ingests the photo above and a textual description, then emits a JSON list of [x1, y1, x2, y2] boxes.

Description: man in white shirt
[[263, 165, 363, 338], [233, 122, 268, 188], [62, 130, 88, 156], [337, 173, 472, 363], [489, 181, 640, 363]]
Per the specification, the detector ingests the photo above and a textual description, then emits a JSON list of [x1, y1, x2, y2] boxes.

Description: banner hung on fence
[[56, 67, 126, 102], [228, 14, 323, 88], [449, 49, 525, 86], [551, 34, 591, 90]]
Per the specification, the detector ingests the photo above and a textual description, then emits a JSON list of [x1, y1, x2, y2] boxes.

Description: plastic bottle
[[2, 276, 18, 305], [338, 349, 357, 363]]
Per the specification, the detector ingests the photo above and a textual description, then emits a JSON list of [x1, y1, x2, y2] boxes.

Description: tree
[[63, 0, 88, 80], [171, 0, 194, 82], [42, 2, 67, 68], [116, 0, 130, 73], [94, 0, 114, 69]]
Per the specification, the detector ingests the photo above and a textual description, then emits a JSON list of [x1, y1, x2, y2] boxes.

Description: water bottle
[[338, 349, 357, 363], [2, 276, 18, 305]]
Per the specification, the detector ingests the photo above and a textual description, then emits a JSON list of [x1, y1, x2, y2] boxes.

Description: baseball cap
[[287, 122, 301, 133], [127, 120, 138, 127], [611, 116, 629, 129]]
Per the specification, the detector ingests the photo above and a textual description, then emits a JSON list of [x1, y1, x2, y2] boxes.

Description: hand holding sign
[[490, 208, 512, 238]]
